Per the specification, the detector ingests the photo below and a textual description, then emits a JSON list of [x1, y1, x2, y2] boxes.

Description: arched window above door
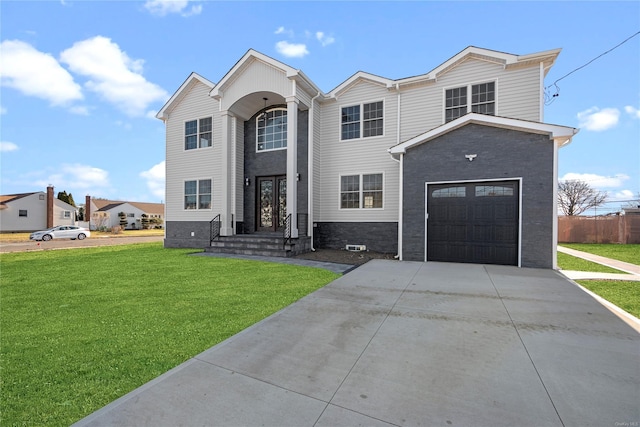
[[256, 108, 287, 152]]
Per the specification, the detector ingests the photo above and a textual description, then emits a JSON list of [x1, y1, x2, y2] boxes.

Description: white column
[[219, 111, 234, 236], [286, 96, 299, 238]]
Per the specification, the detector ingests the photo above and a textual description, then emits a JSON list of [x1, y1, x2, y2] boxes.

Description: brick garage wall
[[402, 124, 555, 268]]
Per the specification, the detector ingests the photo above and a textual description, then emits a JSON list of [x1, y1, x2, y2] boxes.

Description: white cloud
[[60, 36, 169, 117], [0, 105, 6, 115], [33, 164, 111, 197], [275, 41, 309, 58], [560, 172, 629, 189], [0, 39, 83, 106], [611, 189, 635, 201], [316, 31, 335, 47], [69, 105, 90, 115], [624, 105, 640, 119], [144, 0, 202, 16], [140, 161, 165, 200], [0, 142, 19, 152], [576, 107, 620, 131], [275, 26, 294, 37]]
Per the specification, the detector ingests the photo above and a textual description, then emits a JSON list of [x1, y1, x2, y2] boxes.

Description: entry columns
[[219, 111, 235, 236], [286, 96, 299, 238]]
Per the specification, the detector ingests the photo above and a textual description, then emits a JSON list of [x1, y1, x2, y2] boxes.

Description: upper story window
[[340, 173, 383, 209], [257, 109, 287, 152], [19, 210, 27, 217], [341, 101, 384, 141], [445, 82, 495, 122], [184, 179, 212, 210], [64, 211, 71, 218], [185, 117, 212, 150]]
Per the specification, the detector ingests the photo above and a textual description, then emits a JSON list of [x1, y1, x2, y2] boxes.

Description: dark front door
[[257, 176, 287, 232], [427, 180, 519, 265]]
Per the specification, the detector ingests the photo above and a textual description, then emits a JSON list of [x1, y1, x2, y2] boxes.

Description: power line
[[545, 30, 640, 105]]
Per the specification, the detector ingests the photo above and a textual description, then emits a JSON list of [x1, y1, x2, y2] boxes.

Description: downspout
[[308, 91, 321, 250], [395, 83, 403, 260]]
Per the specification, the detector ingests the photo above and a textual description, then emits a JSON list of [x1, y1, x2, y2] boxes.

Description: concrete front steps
[[204, 234, 311, 258]]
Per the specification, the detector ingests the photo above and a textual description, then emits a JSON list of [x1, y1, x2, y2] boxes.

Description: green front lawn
[[560, 243, 640, 265], [577, 280, 640, 318], [557, 252, 624, 273], [0, 243, 339, 426]]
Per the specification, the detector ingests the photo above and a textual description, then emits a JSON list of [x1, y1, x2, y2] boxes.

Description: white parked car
[[30, 226, 90, 241]]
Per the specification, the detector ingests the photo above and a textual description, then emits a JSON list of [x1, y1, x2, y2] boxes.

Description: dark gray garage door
[[427, 181, 519, 265]]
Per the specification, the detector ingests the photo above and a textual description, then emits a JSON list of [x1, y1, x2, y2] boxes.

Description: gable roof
[[92, 199, 164, 215], [388, 113, 578, 159], [329, 46, 561, 97], [208, 49, 322, 101], [0, 192, 40, 210], [156, 72, 215, 121]]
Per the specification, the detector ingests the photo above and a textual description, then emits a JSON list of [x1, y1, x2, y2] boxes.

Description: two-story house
[[157, 46, 577, 268]]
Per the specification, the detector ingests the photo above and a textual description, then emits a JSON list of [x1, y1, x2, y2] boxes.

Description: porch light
[[245, 177, 251, 186]]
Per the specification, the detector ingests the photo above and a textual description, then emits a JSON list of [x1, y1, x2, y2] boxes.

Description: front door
[[257, 175, 287, 232]]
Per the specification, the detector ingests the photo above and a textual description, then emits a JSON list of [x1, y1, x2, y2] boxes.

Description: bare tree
[[558, 180, 607, 216]]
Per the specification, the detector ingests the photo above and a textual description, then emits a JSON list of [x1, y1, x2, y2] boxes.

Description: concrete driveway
[[74, 260, 639, 427]]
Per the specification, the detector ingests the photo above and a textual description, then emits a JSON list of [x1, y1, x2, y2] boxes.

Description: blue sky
[[1, 1, 638, 214]]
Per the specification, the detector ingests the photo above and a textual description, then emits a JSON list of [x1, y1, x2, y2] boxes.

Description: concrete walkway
[[74, 260, 639, 427], [558, 245, 640, 281]]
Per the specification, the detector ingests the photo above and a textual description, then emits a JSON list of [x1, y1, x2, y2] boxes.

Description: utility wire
[[545, 30, 640, 105]]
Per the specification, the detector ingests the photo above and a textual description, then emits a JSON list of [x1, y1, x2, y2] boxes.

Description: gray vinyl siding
[[316, 80, 400, 223], [397, 59, 543, 141], [165, 81, 221, 222]]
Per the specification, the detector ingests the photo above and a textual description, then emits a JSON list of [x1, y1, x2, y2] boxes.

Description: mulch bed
[[294, 248, 397, 266]]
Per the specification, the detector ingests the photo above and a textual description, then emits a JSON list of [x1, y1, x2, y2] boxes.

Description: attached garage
[[426, 180, 519, 265], [390, 114, 577, 269]]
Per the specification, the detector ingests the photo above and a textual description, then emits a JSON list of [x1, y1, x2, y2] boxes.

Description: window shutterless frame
[[184, 117, 213, 151], [443, 80, 497, 123], [340, 100, 385, 141], [338, 172, 384, 209], [183, 178, 212, 210], [256, 108, 287, 152]]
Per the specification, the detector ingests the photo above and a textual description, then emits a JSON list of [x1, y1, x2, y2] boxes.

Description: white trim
[[552, 140, 560, 269], [398, 153, 404, 260], [442, 79, 498, 123], [156, 73, 215, 121], [339, 99, 386, 142], [182, 178, 213, 211], [424, 177, 523, 266], [389, 113, 578, 158], [338, 172, 386, 210], [255, 108, 288, 153], [183, 116, 213, 152]]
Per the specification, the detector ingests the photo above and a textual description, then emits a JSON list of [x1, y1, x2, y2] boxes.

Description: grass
[[577, 280, 640, 318], [0, 229, 164, 243], [557, 252, 625, 273], [560, 243, 640, 265], [0, 243, 339, 426]]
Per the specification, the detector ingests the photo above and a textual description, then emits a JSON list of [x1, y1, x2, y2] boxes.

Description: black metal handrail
[[210, 214, 221, 244], [283, 213, 292, 249]]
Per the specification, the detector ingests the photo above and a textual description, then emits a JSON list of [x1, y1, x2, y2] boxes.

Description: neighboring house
[[157, 46, 578, 269], [0, 186, 77, 232], [88, 198, 164, 230]]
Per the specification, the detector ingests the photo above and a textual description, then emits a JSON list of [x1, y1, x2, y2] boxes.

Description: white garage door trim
[[424, 177, 523, 267]]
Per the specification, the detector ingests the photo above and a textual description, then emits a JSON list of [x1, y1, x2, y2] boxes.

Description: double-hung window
[[340, 173, 383, 209], [341, 101, 384, 140], [184, 179, 212, 210], [445, 82, 495, 122], [185, 117, 212, 150], [257, 109, 287, 152]]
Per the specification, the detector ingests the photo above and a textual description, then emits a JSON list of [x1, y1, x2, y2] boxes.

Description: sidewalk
[[557, 246, 640, 281]]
